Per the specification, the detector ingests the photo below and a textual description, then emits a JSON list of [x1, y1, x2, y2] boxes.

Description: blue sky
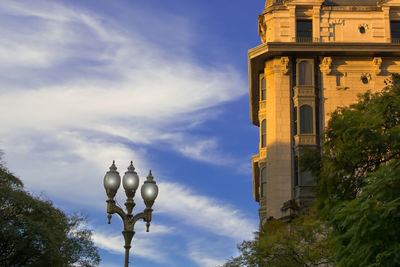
[[0, 0, 264, 266]]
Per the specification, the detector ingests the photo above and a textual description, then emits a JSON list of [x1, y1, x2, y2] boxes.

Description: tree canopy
[[302, 74, 400, 266], [0, 160, 100, 267], [221, 215, 334, 267]]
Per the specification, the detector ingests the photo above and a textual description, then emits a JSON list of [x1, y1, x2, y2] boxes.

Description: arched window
[[300, 105, 313, 133], [261, 77, 266, 101], [299, 61, 312, 86], [261, 119, 266, 147], [261, 167, 267, 197]]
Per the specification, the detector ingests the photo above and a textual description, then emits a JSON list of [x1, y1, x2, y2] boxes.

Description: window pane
[[296, 20, 312, 38], [391, 21, 400, 39], [261, 77, 266, 100], [261, 119, 266, 147], [299, 61, 312, 85], [294, 156, 299, 186], [261, 168, 266, 197], [261, 119, 266, 133], [300, 105, 313, 133]]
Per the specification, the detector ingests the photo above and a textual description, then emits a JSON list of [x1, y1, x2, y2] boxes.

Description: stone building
[[249, 0, 400, 225]]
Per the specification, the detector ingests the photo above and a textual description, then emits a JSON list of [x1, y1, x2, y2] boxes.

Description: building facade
[[249, 0, 400, 225]]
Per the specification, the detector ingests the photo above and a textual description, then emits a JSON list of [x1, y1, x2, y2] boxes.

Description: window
[[261, 119, 266, 147], [261, 167, 266, 197], [296, 20, 312, 42], [294, 156, 299, 187], [300, 105, 313, 133], [298, 61, 313, 86], [261, 77, 266, 101], [391, 21, 400, 42], [293, 107, 298, 136]]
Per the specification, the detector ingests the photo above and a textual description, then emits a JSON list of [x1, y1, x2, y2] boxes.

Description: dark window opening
[[299, 61, 313, 86], [300, 105, 313, 134], [261, 77, 266, 100], [261, 167, 266, 197], [294, 156, 299, 187], [391, 21, 400, 42], [261, 119, 266, 147], [296, 20, 312, 42]]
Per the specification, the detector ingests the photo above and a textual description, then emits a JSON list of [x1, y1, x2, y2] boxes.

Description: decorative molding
[[319, 57, 332, 75], [332, 19, 344, 25], [280, 56, 289, 75], [372, 57, 382, 75]]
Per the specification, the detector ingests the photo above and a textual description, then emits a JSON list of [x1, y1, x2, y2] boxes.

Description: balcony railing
[[392, 38, 400, 44], [296, 37, 315, 43]]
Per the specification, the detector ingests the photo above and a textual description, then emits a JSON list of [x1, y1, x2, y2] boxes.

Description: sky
[[0, 0, 264, 266]]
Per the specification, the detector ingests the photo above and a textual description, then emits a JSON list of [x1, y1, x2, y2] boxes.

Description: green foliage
[[302, 74, 400, 266], [330, 159, 400, 267], [0, 163, 100, 267], [221, 215, 334, 267], [306, 74, 400, 206]]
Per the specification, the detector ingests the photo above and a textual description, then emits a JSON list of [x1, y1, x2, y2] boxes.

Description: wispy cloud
[[0, 0, 255, 265], [157, 182, 256, 241], [93, 224, 173, 264], [0, 0, 246, 163]]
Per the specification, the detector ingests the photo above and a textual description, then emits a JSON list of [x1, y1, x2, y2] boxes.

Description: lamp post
[[103, 161, 158, 267]]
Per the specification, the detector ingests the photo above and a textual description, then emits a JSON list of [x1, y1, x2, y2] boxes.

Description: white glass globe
[[123, 172, 139, 191], [104, 171, 121, 191], [141, 182, 158, 202]]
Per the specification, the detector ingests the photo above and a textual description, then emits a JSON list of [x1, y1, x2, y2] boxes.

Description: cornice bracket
[[280, 56, 289, 75], [319, 57, 332, 75], [372, 57, 382, 75]]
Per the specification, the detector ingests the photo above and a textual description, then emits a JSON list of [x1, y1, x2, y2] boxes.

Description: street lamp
[[104, 161, 158, 267]]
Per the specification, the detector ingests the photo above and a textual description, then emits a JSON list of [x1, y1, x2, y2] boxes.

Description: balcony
[[294, 134, 317, 147], [392, 38, 400, 44], [296, 37, 314, 43]]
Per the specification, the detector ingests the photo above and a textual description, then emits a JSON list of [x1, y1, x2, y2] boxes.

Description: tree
[[302, 74, 400, 266], [221, 215, 334, 267], [0, 160, 100, 267]]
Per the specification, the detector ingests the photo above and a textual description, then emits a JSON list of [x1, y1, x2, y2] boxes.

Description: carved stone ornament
[[319, 57, 332, 75], [372, 57, 382, 75], [280, 57, 289, 75], [332, 19, 344, 25], [258, 15, 267, 44], [361, 73, 372, 84]]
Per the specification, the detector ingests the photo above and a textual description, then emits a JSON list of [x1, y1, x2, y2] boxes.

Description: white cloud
[[157, 182, 256, 241], [0, 0, 255, 266], [186, 238, 237, 267], [0, 0, 246, 162], [93, 231, 168, 263]]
